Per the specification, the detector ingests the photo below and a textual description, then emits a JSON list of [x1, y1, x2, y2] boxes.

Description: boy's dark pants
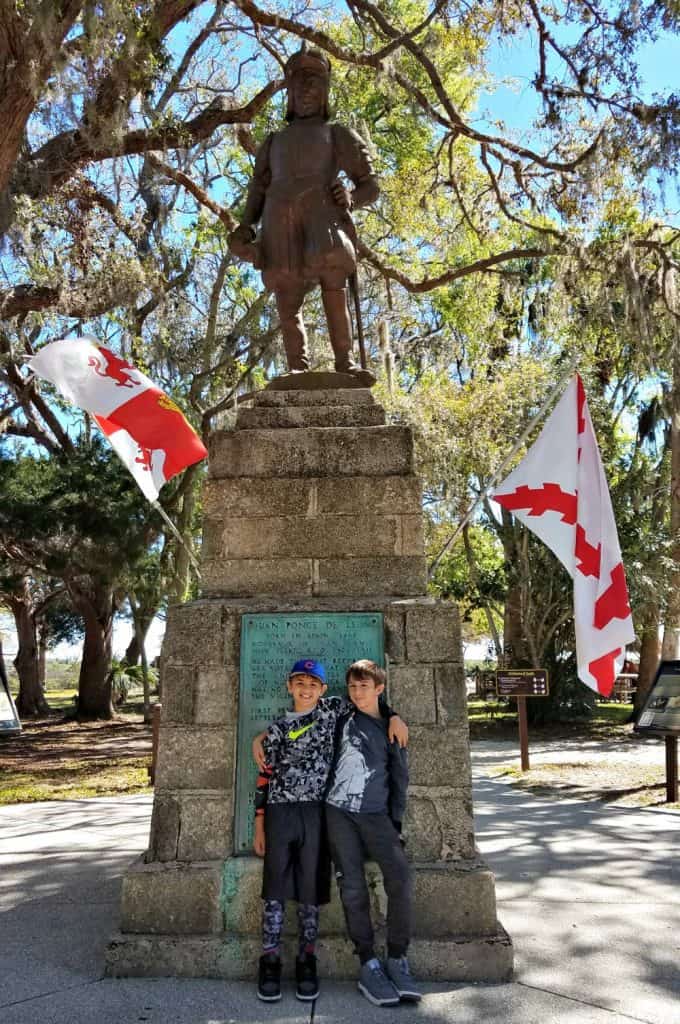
[[326, 805, 411, 962]]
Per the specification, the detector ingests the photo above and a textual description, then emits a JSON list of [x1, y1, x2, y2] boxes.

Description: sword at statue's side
[[348, 271, 367, 370], [338, 200, 367, 370]]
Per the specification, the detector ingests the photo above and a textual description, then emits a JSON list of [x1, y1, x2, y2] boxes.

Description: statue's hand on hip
[[330, 181, 353, 211]]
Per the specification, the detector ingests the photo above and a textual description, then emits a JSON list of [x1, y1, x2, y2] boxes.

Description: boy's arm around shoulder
[[384, 699, 409, 747], [253, 761, 270, 857], [253, 721, 282, 856], [252, 718, 282, 770], [376, 693, 409, 747], [254, 723, 280, 808]]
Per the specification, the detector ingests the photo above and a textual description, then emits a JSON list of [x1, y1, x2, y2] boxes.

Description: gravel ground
[[472, 733, 679, 808]]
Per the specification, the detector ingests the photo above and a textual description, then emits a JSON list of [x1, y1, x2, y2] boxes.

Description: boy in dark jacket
[[326, 659, 421, 1007]]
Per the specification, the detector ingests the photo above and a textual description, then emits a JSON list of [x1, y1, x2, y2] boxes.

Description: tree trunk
[[37, 618, 48, 687], [166, 465, 200, 604], [500, 512, 531, 667], [128, 593, 153, 723], [462, 523, 502, 660], [662, 341, 680, 658], [635, 604, 661, 715], [0, 2, 85, 230], [140, 626, 151, 725], [122, 610, 154, 667], [503, 584, 531, 666], [123, 633, 141, 667], [9, 580, 49, 717], [69, 581, 115, 720]]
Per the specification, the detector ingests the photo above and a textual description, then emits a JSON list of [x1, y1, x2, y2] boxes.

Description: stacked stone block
[[107, 387, 512, 981]]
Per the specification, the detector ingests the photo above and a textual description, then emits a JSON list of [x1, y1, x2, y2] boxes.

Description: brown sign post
[[634, 660, 680, 803], [496, 670, 549, 771]]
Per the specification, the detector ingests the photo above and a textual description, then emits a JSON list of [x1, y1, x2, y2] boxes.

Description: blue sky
[[477, 25, 678, 218], [483, 26, 677, 120]]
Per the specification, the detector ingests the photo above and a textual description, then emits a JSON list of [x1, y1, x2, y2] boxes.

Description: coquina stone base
[[108, 387, 513, 982]]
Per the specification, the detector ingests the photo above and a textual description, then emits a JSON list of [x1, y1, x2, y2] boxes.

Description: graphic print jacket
[[254, 696, 396, 816], [325, 711, 409, 827]]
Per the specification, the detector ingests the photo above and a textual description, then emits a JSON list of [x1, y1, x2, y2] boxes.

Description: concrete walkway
[[1, 742, 679, 1024]]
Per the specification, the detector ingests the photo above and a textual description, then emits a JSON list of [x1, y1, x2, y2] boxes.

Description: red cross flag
[[493, 374, 634, 698], [28, 336, 207, 502]]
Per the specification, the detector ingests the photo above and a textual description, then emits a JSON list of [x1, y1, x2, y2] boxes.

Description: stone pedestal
[[107, 387, 513, 982]]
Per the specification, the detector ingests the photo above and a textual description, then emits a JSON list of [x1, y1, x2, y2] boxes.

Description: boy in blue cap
[[253, 658, 407, 1003]]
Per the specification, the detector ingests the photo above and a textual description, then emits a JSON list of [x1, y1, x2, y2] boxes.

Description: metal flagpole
[[428, 359, 579, 579], [152, 501, 202, 578]]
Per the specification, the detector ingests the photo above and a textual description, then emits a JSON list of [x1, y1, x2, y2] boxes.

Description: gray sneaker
[[386, 956, 422, 1001], [357, 958, 400, 1006]]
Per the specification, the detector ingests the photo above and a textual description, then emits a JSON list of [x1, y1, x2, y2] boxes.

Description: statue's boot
[[275, 290, 310, 371], [322, 288, 359, 373]]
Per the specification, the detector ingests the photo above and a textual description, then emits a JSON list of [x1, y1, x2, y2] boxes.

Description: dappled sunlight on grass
[[0, 711, 153, 804], [0, 757, 151, 804]]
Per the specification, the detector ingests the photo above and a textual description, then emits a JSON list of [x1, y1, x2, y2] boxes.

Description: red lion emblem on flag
[[88, 347, 138, 388]]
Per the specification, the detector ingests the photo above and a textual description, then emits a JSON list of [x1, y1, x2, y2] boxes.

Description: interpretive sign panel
[[234, 612, 384, 853], [634, 660, 680, 737], [496, 669, 549, 698], [0, 676, 21, 735]]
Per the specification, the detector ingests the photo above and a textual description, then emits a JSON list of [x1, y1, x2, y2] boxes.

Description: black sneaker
[[295, 952, 319, 1001], [257, 953, 282, 1002]]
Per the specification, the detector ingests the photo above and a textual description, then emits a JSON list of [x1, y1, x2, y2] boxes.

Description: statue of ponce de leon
[[229, 46, 379, 379]]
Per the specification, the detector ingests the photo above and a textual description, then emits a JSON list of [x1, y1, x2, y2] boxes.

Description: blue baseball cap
[[289, 658, 326, 683]]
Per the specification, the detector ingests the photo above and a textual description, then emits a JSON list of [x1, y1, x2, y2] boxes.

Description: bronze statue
[[229, 47, 379, 376]]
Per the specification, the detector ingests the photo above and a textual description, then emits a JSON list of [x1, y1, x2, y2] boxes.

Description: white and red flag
[[493, 374, 634, 698], [28, 336, 207, 502]]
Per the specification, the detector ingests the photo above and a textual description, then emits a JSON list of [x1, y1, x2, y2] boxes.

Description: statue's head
[[284, 46, 331, 122]]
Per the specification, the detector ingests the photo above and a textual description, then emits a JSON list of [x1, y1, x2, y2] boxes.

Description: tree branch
[[359, 242, 553, 293], [0, 277, 149, 319], [17, 80, 283, 202], [147, 154, 238, 230]]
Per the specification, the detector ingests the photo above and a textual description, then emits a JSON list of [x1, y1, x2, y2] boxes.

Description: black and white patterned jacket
[[255, 695, 348, 812]]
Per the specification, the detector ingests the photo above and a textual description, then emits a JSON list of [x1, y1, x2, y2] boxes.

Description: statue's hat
[[284, 45, 331, 81], [284, 45, 331, 121]]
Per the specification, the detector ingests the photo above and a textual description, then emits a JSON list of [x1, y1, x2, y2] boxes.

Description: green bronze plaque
[[234, 612, 384, 854]]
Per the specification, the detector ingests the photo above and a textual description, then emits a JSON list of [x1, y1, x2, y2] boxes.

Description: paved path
[[1, 743, 679, 1024]]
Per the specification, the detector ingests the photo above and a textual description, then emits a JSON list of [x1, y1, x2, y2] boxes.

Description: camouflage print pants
[[262, 899, 320, 956]]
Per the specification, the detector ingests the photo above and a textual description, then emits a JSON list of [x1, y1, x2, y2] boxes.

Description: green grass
[[467, 698, 635, 740], [9, 680, 78, 712], [40, 687, 78, 712], [591, 702, 635, 724], [0, 757, 151, 805], [467, 699, 517, 721], [9, 684, 152, 715]]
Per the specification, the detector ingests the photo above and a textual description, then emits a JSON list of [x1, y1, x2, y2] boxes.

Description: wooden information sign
[[234, 612, 384, 853], [496, 669, 548, 771], [496, 669, 549, 698]]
